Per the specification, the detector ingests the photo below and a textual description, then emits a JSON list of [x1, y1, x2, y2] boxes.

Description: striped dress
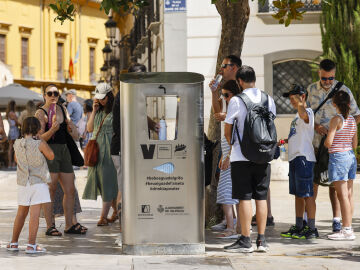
[[329, 115, 356, 153], [216, 137, 239, 205]]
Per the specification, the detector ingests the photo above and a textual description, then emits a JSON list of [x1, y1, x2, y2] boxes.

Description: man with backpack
[[223, 66, 277, 253]]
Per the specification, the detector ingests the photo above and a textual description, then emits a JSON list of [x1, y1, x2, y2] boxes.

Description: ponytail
[[332, 91, 350, 119]]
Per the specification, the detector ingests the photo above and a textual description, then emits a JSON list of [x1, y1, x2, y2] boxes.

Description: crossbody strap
[[95, 113, 109, 140], [313, 81, 344, 115]]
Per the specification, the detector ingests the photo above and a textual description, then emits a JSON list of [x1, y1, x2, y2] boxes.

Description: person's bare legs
[[238, 200, 252, 237], [58, 172, 75, 230], [295, 197, 305, 219], [28, 204, 41, 245], [304, 196, 316, 220], [101, 201, 112, 220], [347, 180, 354, 216], [255, 200, 267, 235], [223, 204, 234, 230], [44, 173, 60, 230], [333, 181, 352, 227], [313, 183, 319, 200], [329, 186, 341, 218], [266, 189, 272, 218], [10, 206, 29, 244], [8, 140, 14, 168]]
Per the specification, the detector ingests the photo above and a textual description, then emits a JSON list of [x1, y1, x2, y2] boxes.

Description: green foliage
[[49, 0, 149, 23], [320, 0, 360, 144], [49, 0, 75, 24]]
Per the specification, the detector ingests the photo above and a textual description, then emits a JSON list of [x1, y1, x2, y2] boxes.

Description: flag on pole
[[69, 58, 74, 80]]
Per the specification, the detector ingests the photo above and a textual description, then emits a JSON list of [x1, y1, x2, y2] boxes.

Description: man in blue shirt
[[65, 89, 83, 126]]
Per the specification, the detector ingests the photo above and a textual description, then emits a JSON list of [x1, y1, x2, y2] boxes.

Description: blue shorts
[[289, 156, 314, 198], [329, 150, 357, 182]]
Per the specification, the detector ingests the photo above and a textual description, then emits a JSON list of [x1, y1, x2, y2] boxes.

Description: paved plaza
[[0, 169, 359, 269]]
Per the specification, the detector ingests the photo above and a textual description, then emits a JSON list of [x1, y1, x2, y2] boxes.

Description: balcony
[[21, 66, 35, 80], [257, 0, 322, 24]]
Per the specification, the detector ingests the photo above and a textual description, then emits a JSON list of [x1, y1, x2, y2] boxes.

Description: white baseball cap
[[65, 89, 77, 96], [93, 82, 112, 99]]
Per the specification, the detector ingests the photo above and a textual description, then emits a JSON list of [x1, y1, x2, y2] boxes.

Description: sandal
[[64, 223, 87, 234], [97, 217, 109, 226], [25, 243, 46, 254], [217, 229, 238, 239], [45, 226, 63, 237], [107, 212, 119, 223], [6, 242, 19, 251], [74, 223, 88, 231]]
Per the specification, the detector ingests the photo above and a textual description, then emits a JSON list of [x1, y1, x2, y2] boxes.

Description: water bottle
[[159, 119, 167, 140], [211, 74, 223, 92], [279, 140, 286, 161]]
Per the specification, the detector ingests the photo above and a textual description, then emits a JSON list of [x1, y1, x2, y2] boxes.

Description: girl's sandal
[[64, 224, 87, 234], [107, 212, 119, 223], [74, 223, 88, 231], [6, 242, 19, 251], [25, 244, 46, 254], [97, 217, 109, 226], [45, 226, 63, 237]]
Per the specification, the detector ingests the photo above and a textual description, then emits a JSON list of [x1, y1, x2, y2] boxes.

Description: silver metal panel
[[120, 72, 204, 255]]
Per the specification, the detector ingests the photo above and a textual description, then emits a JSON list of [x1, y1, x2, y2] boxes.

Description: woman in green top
[[83, 83, 118, 226]]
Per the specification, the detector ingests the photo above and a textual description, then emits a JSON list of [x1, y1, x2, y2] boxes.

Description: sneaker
[[211, 220, 226, 231], [266, 216, 275, 226], [328, 229, 356, 241], [256, 237, 269, 252], [332, 220, 341, 233], [292, 226, 319, 239], [280, 225, 301, 238], [224, 235, 254, 253], [217, 229, 238, 239]]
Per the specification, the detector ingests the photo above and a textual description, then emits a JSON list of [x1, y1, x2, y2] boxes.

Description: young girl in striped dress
[[325, 91, 357, 240]]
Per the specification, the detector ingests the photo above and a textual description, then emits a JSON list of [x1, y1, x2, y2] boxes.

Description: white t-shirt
[[224, 88, 276, 162], [288, 108, 316, 162]]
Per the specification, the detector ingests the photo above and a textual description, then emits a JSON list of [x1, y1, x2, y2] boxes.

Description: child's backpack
[[231, 91, 277, 164]]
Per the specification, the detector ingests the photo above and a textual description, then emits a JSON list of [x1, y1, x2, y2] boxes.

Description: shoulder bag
[[84, 113, 109, 167]]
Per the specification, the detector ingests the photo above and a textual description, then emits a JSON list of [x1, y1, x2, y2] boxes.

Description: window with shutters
[[21, 37, 29, 78], [0, 34, 5, 63], [57, 43, 64, 81], [273, 59, 317, 114], [89, 47, 95, 82]]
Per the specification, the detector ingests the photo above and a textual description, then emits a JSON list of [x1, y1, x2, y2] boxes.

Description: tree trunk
[[205, 0, 250, 226]]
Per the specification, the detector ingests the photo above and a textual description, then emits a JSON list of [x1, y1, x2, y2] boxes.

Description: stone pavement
[[0, 169, 359, 269]]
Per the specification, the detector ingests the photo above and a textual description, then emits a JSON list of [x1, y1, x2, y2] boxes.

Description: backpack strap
[[313, 81, 344, 115], [260, 91, 269, 108], [237, 92, 254, 111], [39, 107, 48, 116]]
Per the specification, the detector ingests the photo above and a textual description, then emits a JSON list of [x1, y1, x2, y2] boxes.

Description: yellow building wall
[[0, 0, 108, 98]]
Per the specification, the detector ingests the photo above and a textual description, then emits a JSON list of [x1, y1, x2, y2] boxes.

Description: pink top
[[329, 115, 356, 153]]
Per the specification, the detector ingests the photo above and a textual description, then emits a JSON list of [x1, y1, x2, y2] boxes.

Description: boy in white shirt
[[280, 84, 318, 239]]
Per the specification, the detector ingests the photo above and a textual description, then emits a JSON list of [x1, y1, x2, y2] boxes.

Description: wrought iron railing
[[258, 0, 322, 13]]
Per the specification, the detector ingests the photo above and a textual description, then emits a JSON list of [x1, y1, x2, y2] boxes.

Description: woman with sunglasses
[[35, 84, 86, 235], [213, 80, 241, 238], [82, 82, 118, 226]]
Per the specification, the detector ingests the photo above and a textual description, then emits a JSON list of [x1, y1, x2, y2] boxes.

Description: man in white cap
[[65, 89, 83, 126]]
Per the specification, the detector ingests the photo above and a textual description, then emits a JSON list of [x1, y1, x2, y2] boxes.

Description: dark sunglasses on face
[[221, 63, 234, 69], [46, 91, 59, 97], [321, 76, 335, 81], [221, 92, 230, 98]]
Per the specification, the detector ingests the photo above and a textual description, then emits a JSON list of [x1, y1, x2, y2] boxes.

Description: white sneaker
[[211, 220, 227, 231], [328, 229, 356, 241]]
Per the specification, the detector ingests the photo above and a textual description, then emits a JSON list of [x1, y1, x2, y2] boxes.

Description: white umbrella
[[0, 83, 43, 107]]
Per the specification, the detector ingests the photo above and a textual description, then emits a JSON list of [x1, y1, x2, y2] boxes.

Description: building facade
[[0, 0, 108, 97]]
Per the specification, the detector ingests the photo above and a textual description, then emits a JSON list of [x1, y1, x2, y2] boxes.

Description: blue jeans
[[329, 150, 357, 182], [289, 156, 314, 198]]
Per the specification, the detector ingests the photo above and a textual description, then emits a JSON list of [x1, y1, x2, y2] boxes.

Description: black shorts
[[231, 161, 270, 200]]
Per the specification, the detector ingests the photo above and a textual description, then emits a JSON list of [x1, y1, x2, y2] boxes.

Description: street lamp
[[105, 16, 117, 40], [102, 44, 112, 62], [100, 65, 108, 80]]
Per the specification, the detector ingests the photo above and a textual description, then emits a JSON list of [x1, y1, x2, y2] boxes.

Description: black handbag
[[65, 131, 84, 167]]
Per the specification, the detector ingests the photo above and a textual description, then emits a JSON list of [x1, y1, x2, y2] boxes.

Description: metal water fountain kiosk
[[120, 72, 205, 255]]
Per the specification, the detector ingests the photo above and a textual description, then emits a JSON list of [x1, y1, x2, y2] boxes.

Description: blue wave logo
[[153, 162, 175, 174]]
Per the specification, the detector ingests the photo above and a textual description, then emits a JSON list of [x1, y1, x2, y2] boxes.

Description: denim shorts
[[289, 156, 315, 198], [329, 150, 357, 182]]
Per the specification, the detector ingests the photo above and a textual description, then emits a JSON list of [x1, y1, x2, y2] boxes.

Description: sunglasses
[[46, 91, 59, 97], [221, 92, 230, 98], [221, 63, 234, 69], [321, 77, 335, 81]]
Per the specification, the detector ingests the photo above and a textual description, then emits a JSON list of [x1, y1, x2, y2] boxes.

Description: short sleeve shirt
[[225, 88, 276, 162], [307, 80, 360, 148], [67, 101, 83, 125]]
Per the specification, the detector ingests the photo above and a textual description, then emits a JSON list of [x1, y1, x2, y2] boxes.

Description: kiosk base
[[122, 243, 205, 255]]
